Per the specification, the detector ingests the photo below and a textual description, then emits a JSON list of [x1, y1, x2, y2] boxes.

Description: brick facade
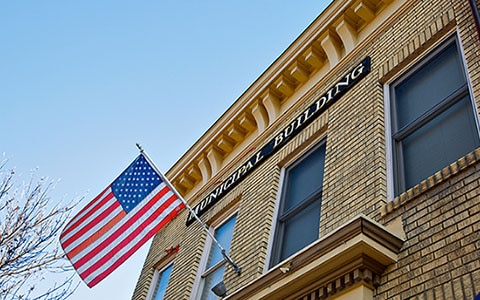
[[379, 148, 480, 299], [132, 0, 480, 299]]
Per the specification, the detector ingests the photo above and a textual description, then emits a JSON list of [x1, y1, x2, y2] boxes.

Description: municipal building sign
[[187, 57, 371, 225]]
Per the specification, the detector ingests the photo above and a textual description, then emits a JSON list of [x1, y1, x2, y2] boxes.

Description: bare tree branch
[[0, 157, 80, 300]]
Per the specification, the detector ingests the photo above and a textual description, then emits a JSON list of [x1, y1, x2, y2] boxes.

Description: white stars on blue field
[[112, 155, 162, 213]]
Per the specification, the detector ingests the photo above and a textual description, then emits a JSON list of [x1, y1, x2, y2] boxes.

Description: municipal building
[[132, 0, 480, 299]]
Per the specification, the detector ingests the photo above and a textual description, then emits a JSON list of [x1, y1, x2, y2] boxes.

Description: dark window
[[390, 37, 480, 195], [270, 142, 326, 266]]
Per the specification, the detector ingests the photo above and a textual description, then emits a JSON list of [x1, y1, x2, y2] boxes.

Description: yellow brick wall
[[132, 0, 480, 299], [372, 0, 480, 298], [379, 149, 480, 299]]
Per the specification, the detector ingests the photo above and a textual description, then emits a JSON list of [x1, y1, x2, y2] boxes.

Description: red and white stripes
[[60, 182, 185, 287]]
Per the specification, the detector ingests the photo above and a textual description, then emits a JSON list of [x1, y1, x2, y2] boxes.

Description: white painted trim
[[263, 166, 286, 273], [145, 270, 159, 300], [456, 31, 480, 139], [383, 83, 395, 201]]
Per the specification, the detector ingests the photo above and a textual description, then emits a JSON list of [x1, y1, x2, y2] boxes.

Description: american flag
[[60, 154, 185, 287]]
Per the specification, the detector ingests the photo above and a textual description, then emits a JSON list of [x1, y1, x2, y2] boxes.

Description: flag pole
[[136, 143, 242, 274]]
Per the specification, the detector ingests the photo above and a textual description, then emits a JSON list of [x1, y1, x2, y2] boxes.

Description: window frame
[[384, 33, 480, 198], [147, 261, 174, 300], [268, 140, 326, 268], [194, 212, 238, 300]]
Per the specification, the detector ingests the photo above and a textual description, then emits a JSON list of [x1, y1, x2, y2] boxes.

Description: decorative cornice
[[225, 215, 404, 300], [167, 0, 405, 201]]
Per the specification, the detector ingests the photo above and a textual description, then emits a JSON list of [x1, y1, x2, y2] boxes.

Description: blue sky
[[1, 1, 330, 299]]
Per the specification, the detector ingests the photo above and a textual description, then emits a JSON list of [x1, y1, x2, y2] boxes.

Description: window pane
[[200, 265, 226, 300], [153, 264, 173, 300], [391, 38, 480, 195], [206, 215, 237, 269], [400, 96, 480, 191], [271, 143, 326, 267], [280, 198, 321, 262], [395, 42, 466, 129], [284, 144, 325, 212]]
